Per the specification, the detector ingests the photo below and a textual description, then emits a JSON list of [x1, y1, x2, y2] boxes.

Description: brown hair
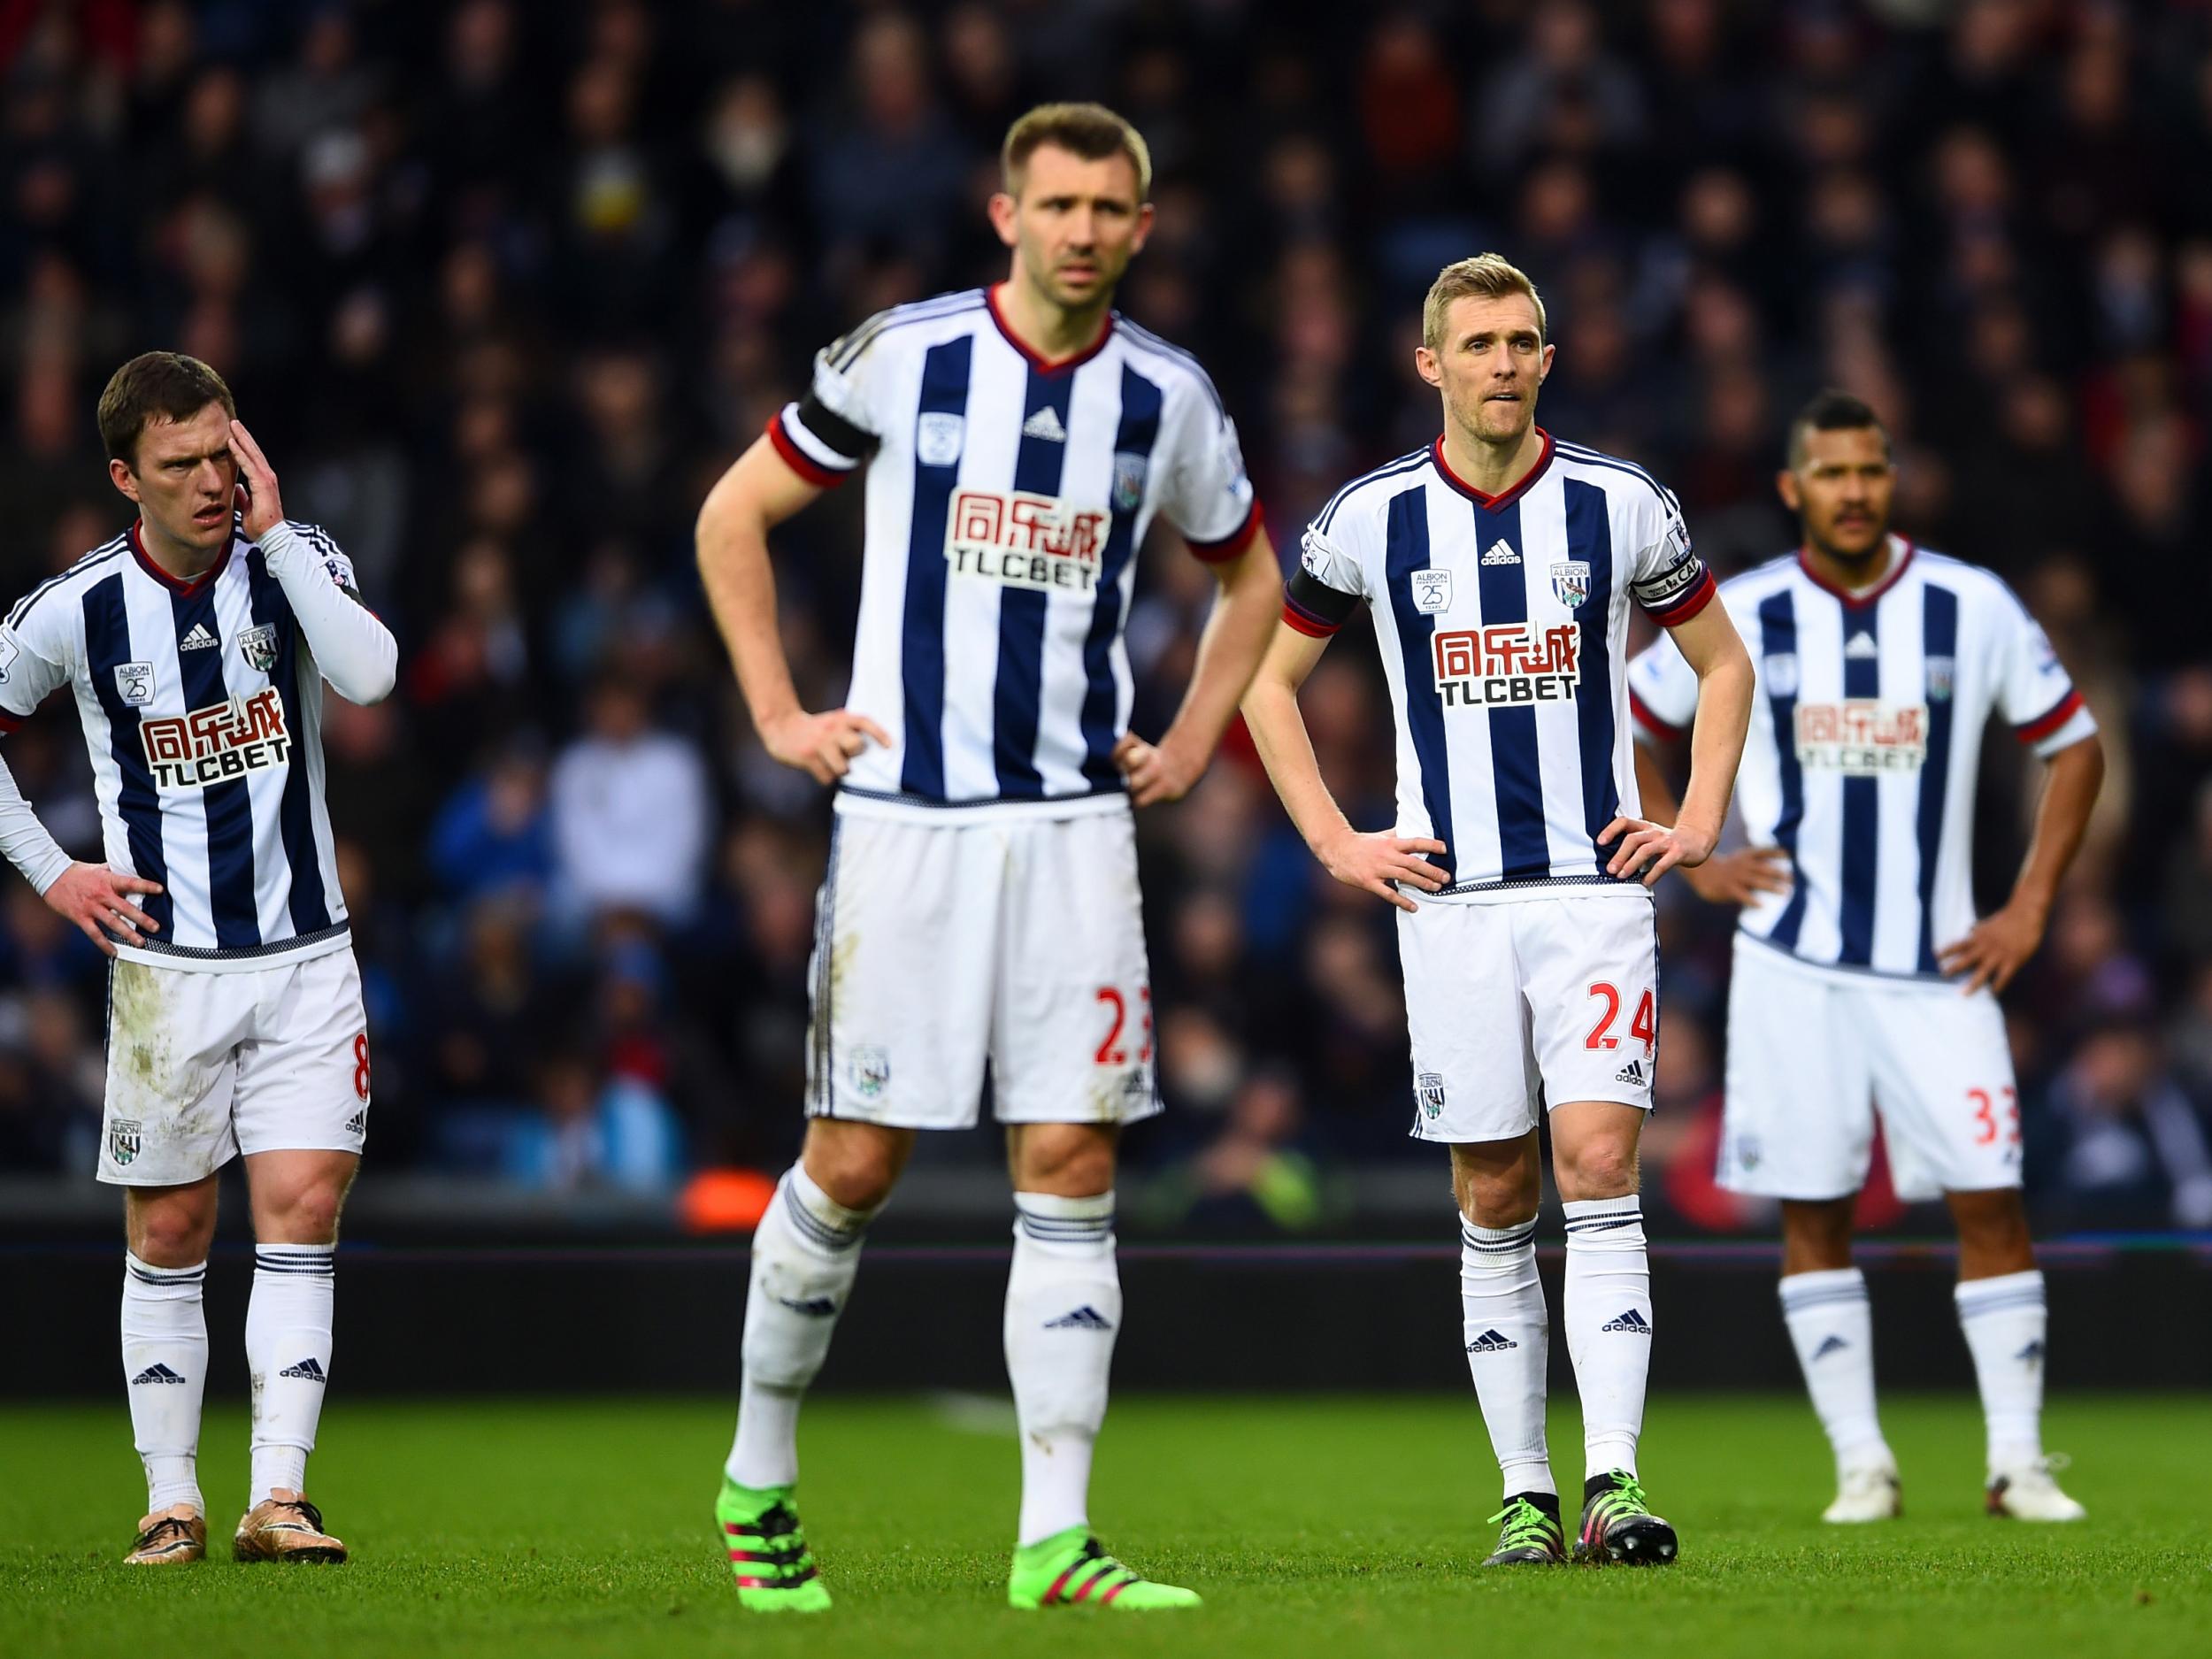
[[1786, 388, 1891, 468], [96, 351, 236, 468], [1001, 102, 1152, 201], [1422, 254, 1548, 354]]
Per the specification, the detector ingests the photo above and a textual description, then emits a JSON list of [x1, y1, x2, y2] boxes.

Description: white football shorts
[[805, 802, 1160, 1129], [1717, 933, 2022, 1202], [1398, 887, 1659, 1143], [97, 949, 372, 1186]]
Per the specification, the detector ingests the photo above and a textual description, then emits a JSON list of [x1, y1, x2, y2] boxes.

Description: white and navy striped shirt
[[767, 286, 1262, 817], [1627, 539, 2096, 981], [0, 518, 392, 971], [1287, 432, 1717, 896]]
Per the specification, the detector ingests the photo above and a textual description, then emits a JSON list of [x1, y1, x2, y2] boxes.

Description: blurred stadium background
[[1, 0, 2210, 1394]]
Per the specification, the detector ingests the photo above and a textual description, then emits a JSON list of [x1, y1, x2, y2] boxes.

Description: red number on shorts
[[2001, 1085, 2020, 1146], [1094, 988, 1127, 1065], [1630, 990, 1655, 1053], [1137, 986, 1153, 1064], [1585, 983, 1621, 1050], [352, 1033, 372, 1102], [1969, 1087, 2018, 1147]]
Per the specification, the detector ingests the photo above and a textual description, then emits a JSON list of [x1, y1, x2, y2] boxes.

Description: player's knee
[[804, 1145, 901, 1212], [1555, 1139, 1638, 1201], [1012, 1129, 1116, 1197], [264, 1180, 346, 1244], [129, 1199, 214, 1265]]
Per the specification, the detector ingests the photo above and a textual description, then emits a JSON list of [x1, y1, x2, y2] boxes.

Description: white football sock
[[1779, 1268, 1891, 1471], [1955, 1269, 2047, 1471], [1459, 1217, 1554, 1499], [245, 1244, 335, 1504], [726, 1165, 874, 1491], [1004, 1191, 1120, 1547], [1562, 1196, 1651, 1482], [122, 1253, 209, 1515]]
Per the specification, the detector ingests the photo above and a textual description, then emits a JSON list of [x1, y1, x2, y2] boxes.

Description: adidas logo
[[1811, 1334, 1849, 1361], [131, 1363, 187, 1386], [1464, 1328, 1519, 1354], [179, 622, 218, 651], [1020, 405, 1067, 442], [1613, 1058, 1646, 1087], [1600, 1309, 1653, 1335], [1480, 539, 1520, 565], [278, 1356, 326, 1382], [2015, 1340, 2045, 1364], [776, 1294, 839, 1317], [1845, 631, 1879, 659], [1043, 1304, 1114, 1331], [343, 1109, 366, 1136]]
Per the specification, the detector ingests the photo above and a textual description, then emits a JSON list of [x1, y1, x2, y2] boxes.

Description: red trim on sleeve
[[1645, 567, 1718, 627], [2014, 688, 2084, 744], [1280, 601, 1340, 639], [764, 412, 849, 489], [1185, 499, 1264, 563], [0, 711, 22, 734], [1629, 690, 1683, 742]]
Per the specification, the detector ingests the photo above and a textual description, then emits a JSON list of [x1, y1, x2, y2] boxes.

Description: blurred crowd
[[2, 0, 2211, 1235]]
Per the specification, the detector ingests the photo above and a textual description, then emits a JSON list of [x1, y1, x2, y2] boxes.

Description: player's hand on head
[[1112, 733, 1208, 808], [1316, 826, 1448, 913], [1936, 902, 2046, 996], [1598, 814, 1716, 887], [42, 862, 163, 956], [1681, 845, 1792, 906], [227, 420, 283, 541], [760, 707, 893, 785]]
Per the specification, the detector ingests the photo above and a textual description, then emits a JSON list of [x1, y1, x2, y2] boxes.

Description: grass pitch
[[0, 1393, 2203, 1659]]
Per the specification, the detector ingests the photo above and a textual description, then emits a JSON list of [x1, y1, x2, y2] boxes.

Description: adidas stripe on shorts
[[1397, 888, 1657, 1143]]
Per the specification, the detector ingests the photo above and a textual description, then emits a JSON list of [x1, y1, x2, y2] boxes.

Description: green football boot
[[1482, 1493, 1568, 1565], [1008, 1526, 1201, 1609], [714, 1477, 832, 1612], [1573, 1471, 1678, 1566]]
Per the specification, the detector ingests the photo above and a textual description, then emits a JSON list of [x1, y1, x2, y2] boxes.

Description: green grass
[[1, 1394, 2203, 1659]]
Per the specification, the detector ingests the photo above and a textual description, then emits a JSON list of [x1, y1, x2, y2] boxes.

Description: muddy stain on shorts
[[107, 959, 173, 1111]]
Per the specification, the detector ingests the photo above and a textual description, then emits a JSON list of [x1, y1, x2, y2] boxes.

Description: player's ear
[[108, 456, 141, 504], [1414, 345, 1443, 389], [1539, 342, 1555, 382], [1774, 468, 1801, 512], [987, 191, 1019, 250], [1128, 199, 1155, 254]]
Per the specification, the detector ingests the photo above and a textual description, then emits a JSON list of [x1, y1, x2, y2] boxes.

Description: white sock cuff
[[1955, 1269, 2045, 1319], [1562, 1195, 1644, 1247], [1780, 1267, 1868, 1311], [782, 1165, 874, 1253], [253, 1244, 335, 1278], [1460, 1217, 1538, 1256], [126, 1253, 207, 1291], [1013, 1190, 1115, 1249]]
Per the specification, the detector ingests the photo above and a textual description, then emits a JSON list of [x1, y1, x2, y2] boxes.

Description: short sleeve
[[764, 312, 893, 488], [1626, 633, 1700, 742], [0, 590, 76, 732], [1993, 585, 2096, 757], [1158, 387, 1263, 561], [1282, 521, 1367, 638], [1627, 491, 1717, 626]]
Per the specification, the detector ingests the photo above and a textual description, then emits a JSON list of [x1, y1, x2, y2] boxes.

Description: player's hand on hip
[[1936, 902, 2045, 996], [228, 419, 283, 540], [760, 707, 893, 785], [1112, 732, 1206, 807], [1316, 826, 1448, 913], [1599, 814, 1715, 887], [1682, 845, 1793, 906], [43, 862, 163, 956]]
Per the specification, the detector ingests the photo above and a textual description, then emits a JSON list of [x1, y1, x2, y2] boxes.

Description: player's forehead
[[136, 402, 233, 464], [1796, 425, 1891, 470], [1440, 293, 1543, 342], [1017, 142, 1141, 206]]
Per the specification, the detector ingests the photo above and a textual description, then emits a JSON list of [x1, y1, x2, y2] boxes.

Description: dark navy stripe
[[1116, 319, 1226, 419], [1759, 592, 1808, 949], [1316, 450, 1428, 534], [991, 365, 1074, 796], [1838, 603, 1881, 966], [1914, 585, 1959, 973], [1563, 478, 1618, 856], [81, 577, 171, 937], [8, 541, 125, 630], [1555, 443, 1680, 513], [170, 580, 259, 947], [897, 336, 974, 797], [1079, 366, 1164, 785], [245, 551, 330, 936], [1473, 496, 1550, 881], [1383, 487, 1454, 884]]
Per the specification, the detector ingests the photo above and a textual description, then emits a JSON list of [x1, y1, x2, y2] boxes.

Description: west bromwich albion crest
[[1924, 655, 1955, 702], [1111, 450, 1148, 512], [1550, 560, 1591, 610], [238, 625, 279, 676]]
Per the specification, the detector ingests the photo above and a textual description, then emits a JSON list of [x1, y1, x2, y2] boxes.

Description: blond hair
[[1422, 254, 1548, 353], [1001, 102, 1152, 202]]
